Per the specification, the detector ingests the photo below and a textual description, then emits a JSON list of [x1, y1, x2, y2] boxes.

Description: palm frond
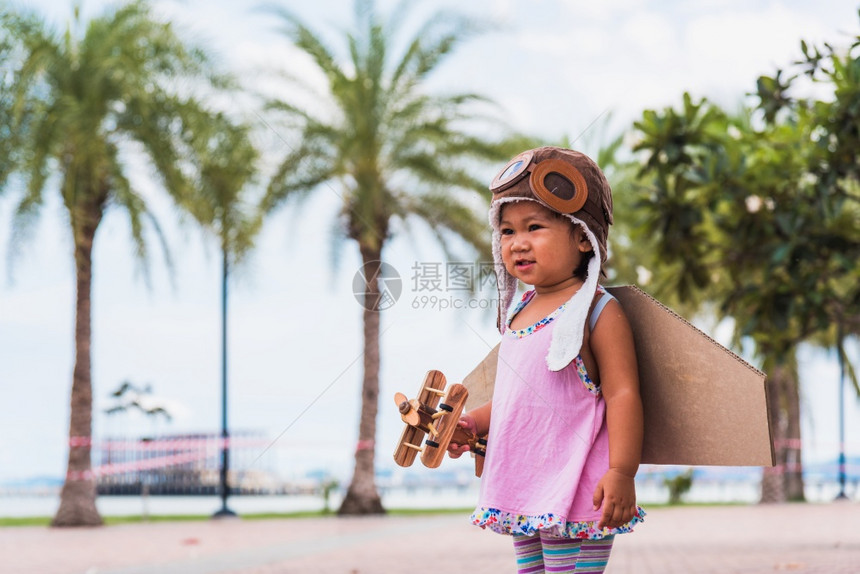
[[267, 5, 348, 91], [404, 191, 490, 254], [5, 181, 46, 276], [263, 134, 340, 213], [388, 8, 479, 96]]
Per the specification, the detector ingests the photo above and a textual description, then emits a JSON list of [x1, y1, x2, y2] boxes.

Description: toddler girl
[[450, 147, 645, 573]]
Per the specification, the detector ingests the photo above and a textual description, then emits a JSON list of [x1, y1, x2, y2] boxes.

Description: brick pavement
[[2, 502, 858, 574], [605, 502, 860, 574]]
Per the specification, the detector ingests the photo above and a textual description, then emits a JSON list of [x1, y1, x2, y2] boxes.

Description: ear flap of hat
[[545, 220, 601, 371], [490, 198, 520, 333]]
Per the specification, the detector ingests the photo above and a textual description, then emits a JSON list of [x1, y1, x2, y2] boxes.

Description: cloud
[[479, 1, 856, 136], [680, 4, 820, 97]]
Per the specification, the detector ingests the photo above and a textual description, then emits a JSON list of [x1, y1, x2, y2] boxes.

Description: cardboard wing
[[462, 285, 775, 467], [608, 285, 774, 466], [463, 344, 498, 412]]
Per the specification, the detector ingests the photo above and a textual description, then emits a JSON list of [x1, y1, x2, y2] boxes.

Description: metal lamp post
[[213, 249, 237, 517], [835, 322, 848, 501]]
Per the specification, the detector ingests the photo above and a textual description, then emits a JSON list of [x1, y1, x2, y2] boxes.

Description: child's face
[[498, 201, 592, 292]]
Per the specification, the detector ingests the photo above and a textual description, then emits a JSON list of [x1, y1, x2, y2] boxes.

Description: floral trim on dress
[[574, 355, 600, 395], [471, 506, 645, 540], [506, 291, 565, 338]]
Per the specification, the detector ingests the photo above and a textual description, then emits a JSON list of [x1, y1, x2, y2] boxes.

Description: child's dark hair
[[550, 211, 594, 280], [574, 249, 594, 280]]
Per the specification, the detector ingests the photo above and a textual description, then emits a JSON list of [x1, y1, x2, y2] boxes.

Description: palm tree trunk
[[338, 244, 385, 515], [53, 205, 103, 527]]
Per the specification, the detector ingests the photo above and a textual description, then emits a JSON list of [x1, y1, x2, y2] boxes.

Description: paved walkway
[[3, 502, 859, 573]]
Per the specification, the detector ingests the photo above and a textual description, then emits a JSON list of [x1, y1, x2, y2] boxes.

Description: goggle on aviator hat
[[488, 146, 615, 372], [490, 149, 589, 214]]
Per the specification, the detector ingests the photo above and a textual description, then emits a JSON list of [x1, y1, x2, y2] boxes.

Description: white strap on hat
[[545, 218, 601, 372]]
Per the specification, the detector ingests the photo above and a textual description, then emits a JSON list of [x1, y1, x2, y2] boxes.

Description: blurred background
[[1, 0, 858, 523]]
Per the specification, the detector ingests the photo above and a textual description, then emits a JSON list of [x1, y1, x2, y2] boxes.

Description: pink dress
[[471, 289, 645, 539]]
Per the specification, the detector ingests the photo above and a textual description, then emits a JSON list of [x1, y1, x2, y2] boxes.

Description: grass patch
[[0, 507, 477, 527], [0, 516, 53, 527]]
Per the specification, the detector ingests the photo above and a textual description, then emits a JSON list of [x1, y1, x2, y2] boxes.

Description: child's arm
[[447, 400, 492, 458], [589, 298, 643, 529]]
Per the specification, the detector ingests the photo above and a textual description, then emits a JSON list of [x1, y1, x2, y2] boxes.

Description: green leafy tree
[[632, 19, 860, 500], [663, 469, 694, 505], [0, 2, 229, 526], [755, 24, 860, 498], [262, 0, 526, 514], [711, 28, 860, 500], [631, 92, 808, 502], [759, 28, 860, 344]]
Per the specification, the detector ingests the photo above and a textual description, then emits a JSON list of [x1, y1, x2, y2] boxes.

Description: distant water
[[0, 493, 331, 519], [0, 488, 483, 519], [1, 480, 855, 518]]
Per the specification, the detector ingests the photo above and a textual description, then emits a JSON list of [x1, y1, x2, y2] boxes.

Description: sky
[[1, 0, 859, 487]]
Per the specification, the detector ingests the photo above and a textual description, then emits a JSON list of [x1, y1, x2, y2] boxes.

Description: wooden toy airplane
[[393, 370, 487, 477]]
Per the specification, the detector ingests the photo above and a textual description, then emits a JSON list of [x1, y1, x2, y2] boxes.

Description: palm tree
[[0, 2, 228, 526], [262, 0, 526, 514]]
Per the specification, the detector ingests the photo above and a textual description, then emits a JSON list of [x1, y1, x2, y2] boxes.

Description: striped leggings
[[513, 532, 614, 573]]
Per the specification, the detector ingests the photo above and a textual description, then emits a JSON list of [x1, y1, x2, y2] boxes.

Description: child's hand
[[592, 468, 638, 529], [447, 415, 477, 459]]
